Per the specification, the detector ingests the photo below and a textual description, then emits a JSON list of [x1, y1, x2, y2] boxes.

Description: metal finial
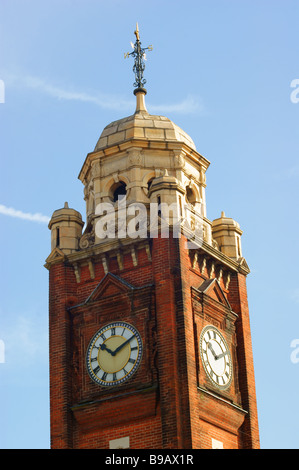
[[124, 24, 153, 91], [134, 22, 140, 41]]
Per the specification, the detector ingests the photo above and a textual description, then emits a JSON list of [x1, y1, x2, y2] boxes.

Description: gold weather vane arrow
[[134, 22, 140, 41]]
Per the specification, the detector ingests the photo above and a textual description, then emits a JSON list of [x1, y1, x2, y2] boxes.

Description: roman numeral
[[131, 346, 138, 351], [113, 372, 117, 381], [111, 327, 115, 336], [128, 358, 135, 364], [93, 365, 100, 375], [101, 371, 107, 381]]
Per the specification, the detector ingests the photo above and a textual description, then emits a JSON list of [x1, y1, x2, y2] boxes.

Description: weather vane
[[124, 23, 153, 91]]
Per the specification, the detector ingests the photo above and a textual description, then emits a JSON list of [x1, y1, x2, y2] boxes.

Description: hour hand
[[208, 342, 217, 359], [100, 343, 114, 355]]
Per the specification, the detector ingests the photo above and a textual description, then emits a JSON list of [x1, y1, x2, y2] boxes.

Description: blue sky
[[0, 0, 299, 449]]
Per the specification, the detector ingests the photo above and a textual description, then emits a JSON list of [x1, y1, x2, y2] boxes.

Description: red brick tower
[[45, 31, 259, 450]]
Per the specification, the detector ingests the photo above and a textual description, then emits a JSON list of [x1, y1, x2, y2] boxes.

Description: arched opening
[[111, 181, 127, 203], [186, 186, 196, 206], [157, 195, 161, 216], [56, 227, 60, 247], [147, 178, 154, 196]]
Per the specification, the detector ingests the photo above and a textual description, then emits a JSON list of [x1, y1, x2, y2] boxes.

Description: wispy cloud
[[150, 95, 204, 115], [271, 164, 299, 181], [6, 73, 203, 114], [291, 288, 299, 304], [22, 75, 135, 111], [283, 165, 299, 179], [0, 204, 50, 224], [1, 312, 48, 367]]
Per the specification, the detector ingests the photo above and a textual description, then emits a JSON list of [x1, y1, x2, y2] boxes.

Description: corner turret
[[48, 202, 84, 254]]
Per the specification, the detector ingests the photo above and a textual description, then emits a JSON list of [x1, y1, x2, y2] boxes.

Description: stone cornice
[[78, 139, 210, 183], [44, 236, 152, 272], [45, 231, 250, 278], [198, 240, 250, 275]]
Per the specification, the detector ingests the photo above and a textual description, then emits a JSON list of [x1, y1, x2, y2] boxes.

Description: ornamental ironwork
[[124, 23, 153, 90]]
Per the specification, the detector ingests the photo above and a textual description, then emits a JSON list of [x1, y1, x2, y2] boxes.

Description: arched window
[[157, 195, 161, 216], [111, 181, 127, 203], [186, 186, 196, 206], [147, 178, 154, 195], [56, 227, 60, 247]]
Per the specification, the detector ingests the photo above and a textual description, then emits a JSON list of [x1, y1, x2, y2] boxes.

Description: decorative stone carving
[[91, 160, 101, 179], [79, 221, 95, 249], [113, 173, 119, 183], [73, 263, 81, 283], [212, 238, 219, 250], [173, 150, 185, 169], [199, 167, 206, 185], [101, 254, 109, 274], [208, 261, 215, 279], [224, 272, 231, 290], [117, 251, 124, 270], [199, 256, 206, 274], [127, 148, 143, 166], [192, 252, 198, 269], [145, 243, 151, 262], [131, 247, 138, 266], [216, 267, 223, 282], [88, 259, 95, 279]]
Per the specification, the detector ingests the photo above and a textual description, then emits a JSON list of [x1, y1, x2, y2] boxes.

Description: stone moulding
[[78, 138, 210, 185]]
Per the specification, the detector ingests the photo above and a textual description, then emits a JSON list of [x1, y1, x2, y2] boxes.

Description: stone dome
[[94, 89, 196, 152]]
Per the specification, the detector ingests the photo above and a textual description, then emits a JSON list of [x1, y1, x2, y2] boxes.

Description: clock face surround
[[199, 325, 233, 390], [86, 321, 143, 387]]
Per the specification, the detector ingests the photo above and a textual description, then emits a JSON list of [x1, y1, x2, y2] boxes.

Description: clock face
[[86, 321, 143, 387], [199, 325, 233, 390]]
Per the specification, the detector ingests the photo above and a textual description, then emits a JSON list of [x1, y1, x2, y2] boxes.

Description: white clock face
[[86, 321, 143, 387], [200, 325, 233, 389]]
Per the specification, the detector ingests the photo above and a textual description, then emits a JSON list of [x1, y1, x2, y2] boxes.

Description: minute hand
[[112, 335, 136, 356], [216, 351, 228, 360]]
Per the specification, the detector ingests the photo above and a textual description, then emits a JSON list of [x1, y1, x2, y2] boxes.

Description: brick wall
[[48, 233, 259, 449], [227, 273, 260, 448]]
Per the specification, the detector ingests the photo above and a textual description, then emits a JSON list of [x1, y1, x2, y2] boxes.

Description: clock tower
[[45, 27, 259, 449]]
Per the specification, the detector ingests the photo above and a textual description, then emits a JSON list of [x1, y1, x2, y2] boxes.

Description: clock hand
[[112, 335, 136, 356], [100, 343, 114, 355], [215, 351, 228, 360], [207, 342, 217, 360]]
